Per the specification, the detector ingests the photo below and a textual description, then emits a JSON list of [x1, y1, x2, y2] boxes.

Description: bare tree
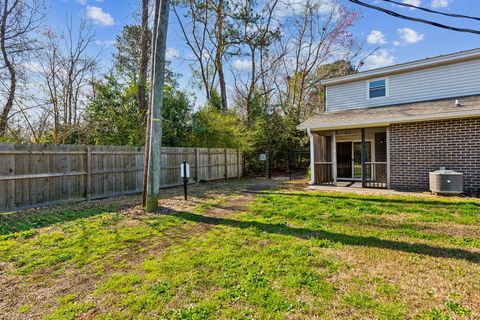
[[0, 0, 44, 136], [213, 0, 228, 109], [38, 19, 99, 143], [231, 0, 361, 123], [174, 0, 233, 109], [273, 0, 360, 122], [229, 0, 281, 122], [173, 0, 217, 103]]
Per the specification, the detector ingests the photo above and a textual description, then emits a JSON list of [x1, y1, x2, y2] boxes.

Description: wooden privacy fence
[[0, 144, 243, 211]]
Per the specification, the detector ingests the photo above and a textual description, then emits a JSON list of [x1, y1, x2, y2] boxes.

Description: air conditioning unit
[[429, 169, 463, 195]]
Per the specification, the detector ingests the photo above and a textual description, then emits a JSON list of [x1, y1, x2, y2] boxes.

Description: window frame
[[366, 77, 389, 100]]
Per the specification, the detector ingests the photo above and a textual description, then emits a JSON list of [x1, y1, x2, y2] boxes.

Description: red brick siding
[[390, 117, 480, 194]]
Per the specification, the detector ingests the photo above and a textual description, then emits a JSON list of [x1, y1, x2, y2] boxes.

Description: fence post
[[208, 148, 212, 180], [224, 148, 228, 180], [7, 146, 15, 209], [86, 147, 92, 200], [237, 149, 241, 178], [195, 148, 200, 183]]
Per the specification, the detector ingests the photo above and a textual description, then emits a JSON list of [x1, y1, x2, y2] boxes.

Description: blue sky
[[351, 0, 480, 68], [49, 0, 480, 102]]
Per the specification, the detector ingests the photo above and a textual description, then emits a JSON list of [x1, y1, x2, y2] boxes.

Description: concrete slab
[[307, 184, 433, 197]]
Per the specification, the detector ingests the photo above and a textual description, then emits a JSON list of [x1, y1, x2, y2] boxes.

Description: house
[[298, 48, 480, 193]]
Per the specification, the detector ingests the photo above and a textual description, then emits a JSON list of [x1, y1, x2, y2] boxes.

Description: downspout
[[307, 128, 316, 185]]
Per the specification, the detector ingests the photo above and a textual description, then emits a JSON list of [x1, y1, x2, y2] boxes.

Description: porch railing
[[313, 161, 387, 188], [364, 162, 388, 189], [314, 162, 334, 185]]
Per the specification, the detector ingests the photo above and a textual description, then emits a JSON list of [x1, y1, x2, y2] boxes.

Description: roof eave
[[298, 109, 480, 131]]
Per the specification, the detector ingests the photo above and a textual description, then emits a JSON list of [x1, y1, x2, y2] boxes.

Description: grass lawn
[[1, 179, 479, 319]]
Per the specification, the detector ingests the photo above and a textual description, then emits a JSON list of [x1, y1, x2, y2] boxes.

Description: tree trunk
[[138, 0, 149, 114], [246, 46, 256, 125], [0, 1, 16, 136], [215, 0, 228, 110]]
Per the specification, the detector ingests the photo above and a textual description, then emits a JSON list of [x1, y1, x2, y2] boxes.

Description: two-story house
[[298, 48, 480, 193]]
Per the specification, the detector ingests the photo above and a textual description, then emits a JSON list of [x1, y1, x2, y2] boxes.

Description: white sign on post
[[181, 162, 190, 178]]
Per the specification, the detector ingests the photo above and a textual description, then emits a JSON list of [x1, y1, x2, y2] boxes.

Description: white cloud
[[275, 0, 340, 18], [166, 48, 180, 60], [201, 49, 211, 60], [86, 6, 114, 26], [430, 0, 450, 8], [76, 0, 88, 5], [23, 61, 42, 73], [402, 0, 421, 6], [363, 49, 395, 69], [393, 40, 401, 46], [367, 30, 386, 45], [398, 27, 424, 44], [94, 39, 115, 47], [233, 58, 252, 71]]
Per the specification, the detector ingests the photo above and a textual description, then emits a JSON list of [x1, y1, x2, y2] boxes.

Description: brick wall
[[390, 117, 480, 194]]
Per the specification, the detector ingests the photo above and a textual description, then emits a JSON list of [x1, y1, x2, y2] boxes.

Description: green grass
[[94, 226, 339, 319], [248, 191, 480, 224], [44, 294, 95, 320], [0, 205, 117, 236], [0, 203, 192, 278], [1, 184, 479, 319]]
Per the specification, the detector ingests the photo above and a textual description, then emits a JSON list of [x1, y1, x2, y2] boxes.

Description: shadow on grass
[[0, 205, 117, 236], [245, 191, 480, 208], [172, 211, 480, 264], [0, 178, 286, 237]]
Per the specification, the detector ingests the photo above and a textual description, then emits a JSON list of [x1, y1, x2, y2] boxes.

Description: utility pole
[[145, 0, 170, 212], [142, 0, 159, 206]]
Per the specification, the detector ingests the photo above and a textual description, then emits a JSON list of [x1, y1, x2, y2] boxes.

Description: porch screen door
[[353, 142, 371, 179], [336, 142, 352, 178], [336, 141, 372, 179]]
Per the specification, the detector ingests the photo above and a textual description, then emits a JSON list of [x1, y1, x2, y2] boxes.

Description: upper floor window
[[368, 79, 387, 99]]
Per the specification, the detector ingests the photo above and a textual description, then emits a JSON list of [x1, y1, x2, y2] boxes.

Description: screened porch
[[308, 127, 390, 189]]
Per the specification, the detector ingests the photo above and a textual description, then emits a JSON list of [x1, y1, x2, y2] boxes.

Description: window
[[368, 79, 387, 99]]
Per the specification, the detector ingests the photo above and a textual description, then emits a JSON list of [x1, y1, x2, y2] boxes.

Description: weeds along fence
[[0, 144, 243, 211]]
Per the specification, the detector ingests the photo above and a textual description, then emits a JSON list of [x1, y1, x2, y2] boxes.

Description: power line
[[380, 0, 480, 21], [348, 0, 480, 35]]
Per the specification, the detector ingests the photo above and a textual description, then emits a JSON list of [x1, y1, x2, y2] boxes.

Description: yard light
[[181, 160, 190, 200]]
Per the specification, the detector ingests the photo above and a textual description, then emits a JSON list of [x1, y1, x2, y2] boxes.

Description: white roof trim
[[298, 109, 480, 131], [322, 48, 480, 86]]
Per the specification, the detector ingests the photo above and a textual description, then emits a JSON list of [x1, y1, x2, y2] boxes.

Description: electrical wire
[[380, 0, 480, 21], [348, 0, 480, 35]]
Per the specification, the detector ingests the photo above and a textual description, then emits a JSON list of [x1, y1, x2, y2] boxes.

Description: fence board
[[0, 144, 243, 211]]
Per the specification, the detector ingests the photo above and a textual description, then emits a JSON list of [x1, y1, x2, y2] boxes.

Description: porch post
[[386, 126, 391, 189], [361, 128, 367, 188], [332, 131, 337, 186], [307, 129, 316, 184]]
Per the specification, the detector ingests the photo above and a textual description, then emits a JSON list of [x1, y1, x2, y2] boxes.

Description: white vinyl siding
[[326, 59, 480, 112]]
